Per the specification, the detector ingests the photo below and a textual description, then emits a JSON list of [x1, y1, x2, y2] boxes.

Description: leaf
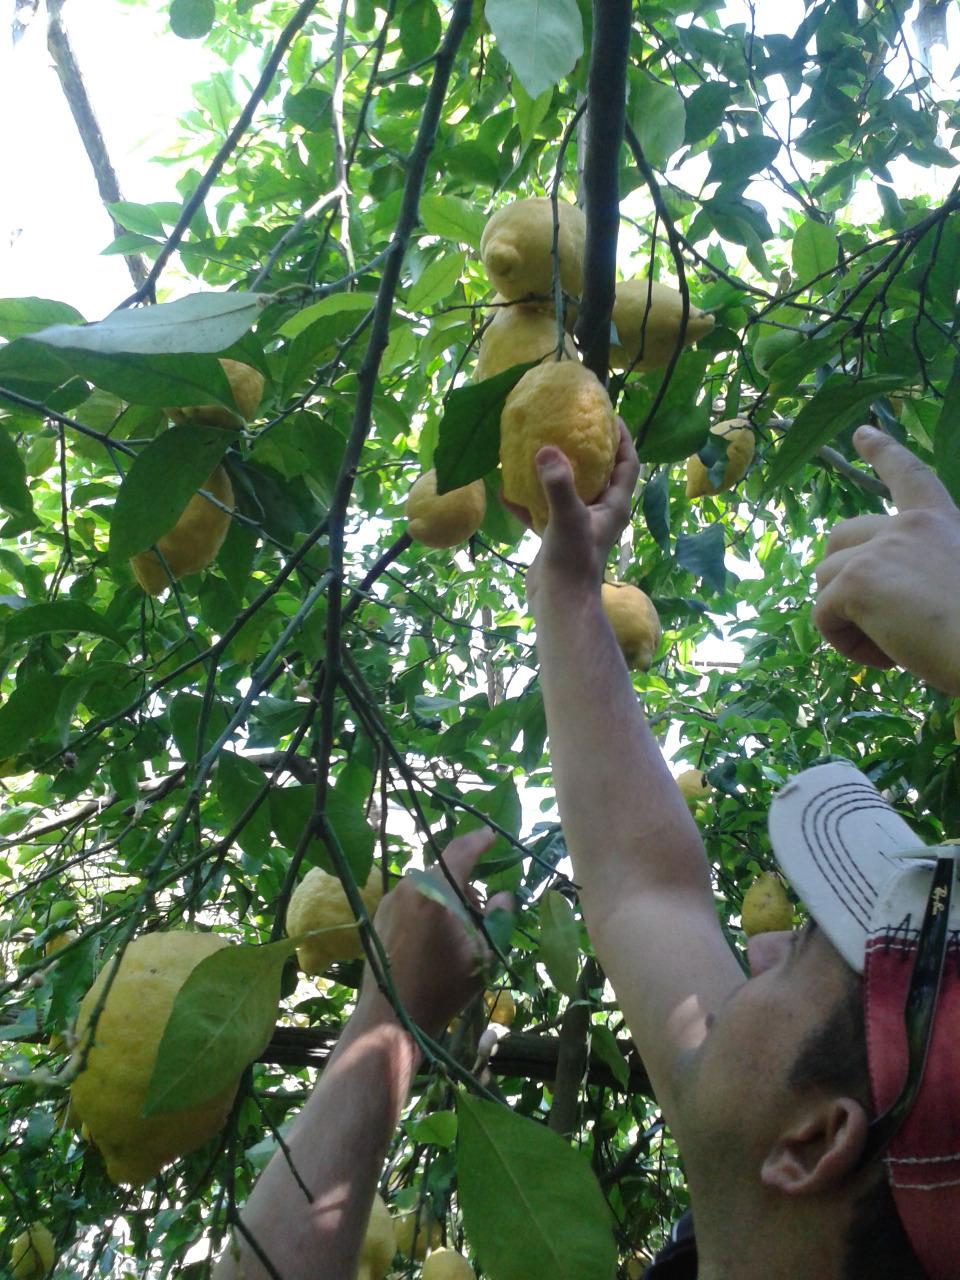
[[143, 938, 292, 1115], [169, 692, 230, 765], [0, 674, 71, 757], [406, 253, 465, 312], [420, 195, 487, 251], [108, 425, 234, 564], [934, 357, 960, 506], [762, 373, 906, 494], [0, 431, 35, 520], [169, 0, 214, 39], [627, 352, 712, 464], [791, 220, 837, 282], [589, 1025, 630, 1090], [675, 526, 726, 593], [457, 1093, 617, 1280], [105, 201, 167, 237], [641, 470, 671, 550], [0, 297, 85, 341], [485, 0, 584, 100], [764, 333, 839, 397], [0, 602, 125, 653], [631, 79, 686, 170], [269, 780, 375, 885], [538, 890, 579, 997], [216, 750, 273, 858], [29, 292, 267, 356], [278, 292, 376, 340], [683, 83, 731, 146], [514, 81, 552, 151], [434, 363, 536, 493], [706, 134, 780, 186], [399, 0, 441, 61], [406, 1110, 458, 1147]]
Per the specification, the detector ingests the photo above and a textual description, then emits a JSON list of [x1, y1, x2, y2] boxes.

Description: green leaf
[[641, 470, 671, 550], [589, 1025, 630, 1091], [0, 674, 71, 757], [457, 1093, 617, 1280], [514, 81, 552, 151], [278, 292, 376, 340], [791, 220, 837, 282], [30, 292, 266, 356], [934, 357, 960, 506], [270, 781, 375, 885], [763, 373, 906, 494], [764, 333, 840, 398], [434, 363, 536, 492], [675, 526, 726, 593], [0, 602, 125, 653], [0, 297, 85, 341], [169, 692, 230, 765], [106, 202, 167, 237], [626, 352, 712, 465], [108, 425, 234, 563], [399, 0, 441, 62], [406, 252, 465, 312], [169, 0, 214, 39], [420, 195, 487, 251], [217, 751, 273, 857], [683, 83, 731, 146], [631, 79, 686, 170], [0, 430, 35, 519], [143, 938, 292, 1115], [706, 134, 780, 186], [538, 890, 579, 997], [406, 1110, 458, 1147], [485, 0, 584, 100]]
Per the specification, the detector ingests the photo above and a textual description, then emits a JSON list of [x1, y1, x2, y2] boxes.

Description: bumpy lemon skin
[[286, 866, 384, 975], [676, 769, 710, 806], [480, 198, 585, 306], [70, 931, 240, 1186], [741, 871, 794, 937], [499, 361, 618, 534], [475, 303, 576, 381], [610, 279, 715, 372], [422, 1248, 476, 1280], [130, 464, 234, 594], [685, 419, 755, 499], [358, 1193, 397, 1280], [394, 1212, 443, 1260], [483, 988, 516, 1027], [169, 358, 264, 429], [600, 583, 662, 671], [10, 1226, 55, 1280], [405, 470, 486, 549]]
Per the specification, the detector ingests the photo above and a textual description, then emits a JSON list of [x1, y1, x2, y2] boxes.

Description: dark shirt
[[642, 1211, 697, 1279]]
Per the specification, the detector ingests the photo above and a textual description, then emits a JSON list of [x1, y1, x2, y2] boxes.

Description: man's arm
[[214, 828, 505, 1280], [520, 430, 743, 1124]]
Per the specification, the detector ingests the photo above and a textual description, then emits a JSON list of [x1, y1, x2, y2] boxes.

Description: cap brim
[[768, 762, 922, 972]]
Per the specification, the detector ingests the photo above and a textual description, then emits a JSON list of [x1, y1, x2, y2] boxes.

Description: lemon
[[69, 930, 241, 1185], [358, 1193, 396, 1280], [130, 464, 234, 595], [483, 988, 516, 1027], [626, 1253, 653, 1280], [500, 361, 618, 534], [480, 198, 585, 306], [45, 929, 77, 958], [953, 709, 960, 743], [685, 419, 755, 499], [394, 1210, 442, 1260], [601, 583, 662, 671], [10, 1226, 54, 1280], [741, 872, 794, 936], [676, 769, 710, 806], [475, 302, 576, 381], [285, 866, 384, 975], [169, 358, 264, 429], [422, 1247, 476, 1280], [405, 469, 486, 548], [610, 280, 714, 372]]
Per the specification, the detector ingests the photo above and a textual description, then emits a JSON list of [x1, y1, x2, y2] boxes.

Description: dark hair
[[788, 976, 926, 1280]]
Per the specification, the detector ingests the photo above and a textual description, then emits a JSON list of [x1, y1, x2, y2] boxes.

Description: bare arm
[[214, 829, 505, 1280], [515, 429, 743, 1120]]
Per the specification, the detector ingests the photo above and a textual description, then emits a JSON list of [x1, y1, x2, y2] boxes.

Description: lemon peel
[[130, 464, 234, 595], [422, 1248, 476, 1280], [69, 930, 241, 1186], [685, 419, 755, 499], [601, 583, 662, 671], [406, 469, 486, 548], [394, 1210, 442, 1260], [483, 988, 516, 1027], [500, 361, 618, 534], [10, 1226, 54, 1280], [480, 198, 585, 306], [610, 280, 714, 372], [475, 303, 575, 382], [676, 769, 710, 807], [285, 866, 384, 975], [358, 1193, 396, 1280], [741, 871, 794, 937], [169, 358, 264, 429]]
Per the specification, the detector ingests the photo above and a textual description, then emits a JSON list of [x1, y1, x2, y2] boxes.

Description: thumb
[[853, 426, 955, 514], [536, 447, 583, 522]]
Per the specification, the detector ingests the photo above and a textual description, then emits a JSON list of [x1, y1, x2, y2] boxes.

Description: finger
[[853, 426, 955, 514], [822, 514, 890, 557], [535, 447, 586, 524], [484, 890, 514, 918], [811, 583, 895, 668], [814, 543, 864, 589], [438, 826, 496, 887]]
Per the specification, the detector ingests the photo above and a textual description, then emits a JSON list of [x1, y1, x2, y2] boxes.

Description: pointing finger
[[437, 826, 496, 888], [853, 426, 955, 514]]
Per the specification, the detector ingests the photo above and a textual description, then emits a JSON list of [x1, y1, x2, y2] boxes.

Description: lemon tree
[[2, 0, 960, 1275]]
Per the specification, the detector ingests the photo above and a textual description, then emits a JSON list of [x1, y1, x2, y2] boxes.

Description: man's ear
[[760, 1097, 869, 1195]]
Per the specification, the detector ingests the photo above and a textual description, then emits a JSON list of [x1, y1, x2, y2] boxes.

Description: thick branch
[[575, 0, 632, 380], [548, 960, 601, 1137]]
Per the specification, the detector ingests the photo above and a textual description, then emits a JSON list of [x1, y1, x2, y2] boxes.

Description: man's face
[[680, 921, 861, 1164]]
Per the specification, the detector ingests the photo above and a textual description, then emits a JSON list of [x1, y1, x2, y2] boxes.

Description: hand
[[502, 419, 641, 602], [812, 426, 960, 695], [357, 827, 513, 1038]]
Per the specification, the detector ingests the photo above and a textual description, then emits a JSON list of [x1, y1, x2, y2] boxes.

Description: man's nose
[[747, 930, 795, 977]]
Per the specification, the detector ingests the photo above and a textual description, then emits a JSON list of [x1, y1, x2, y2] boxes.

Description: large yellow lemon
[[285, 866, 384, 975], [169, 358, 264, 428], [610, 280, 714, 372], [676, 769, 710, 807], [483, 988, 516, 1027], [741, 872, 794, 936], [422, 1248, 476, 1280], [480, 198, 585, 306], [601, 583, 662, 671], [406, 469, 486, 548], [358, 1193, 396, 1280], [10, 1226, 55, 1280], [685, 419, 755, 499], [500, 361, 618, 534], [394, 1210, 443, 1260], [130, 464, 234, 594], [475, 303, 576, 381]]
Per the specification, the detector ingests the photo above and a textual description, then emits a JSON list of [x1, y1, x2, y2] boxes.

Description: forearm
[[214, 993, 419, 1280], [532, 583, 714, 913]]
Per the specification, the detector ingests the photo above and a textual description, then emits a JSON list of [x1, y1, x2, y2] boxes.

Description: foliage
[[2, 0, 960, 1276]]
